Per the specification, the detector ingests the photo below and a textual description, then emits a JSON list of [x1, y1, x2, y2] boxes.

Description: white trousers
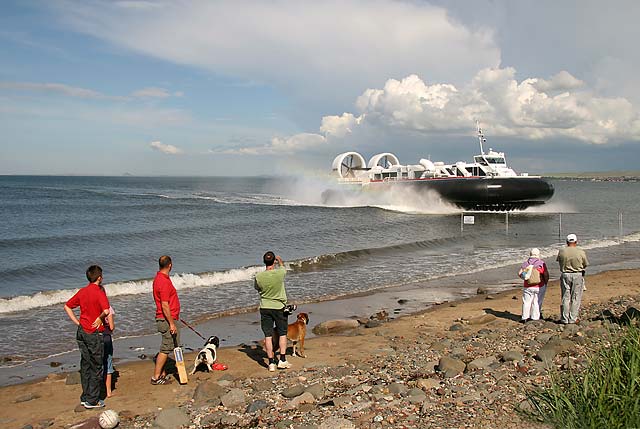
[[522, 284, 546, 321]]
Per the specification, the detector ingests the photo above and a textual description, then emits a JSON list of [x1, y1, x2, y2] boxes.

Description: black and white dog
[[190, 336, 220, 374]]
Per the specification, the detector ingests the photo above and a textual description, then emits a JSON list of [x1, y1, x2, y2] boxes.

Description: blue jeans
[[76, 326, 104, 405]]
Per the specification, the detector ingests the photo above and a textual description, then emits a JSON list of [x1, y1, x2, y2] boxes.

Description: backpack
[[528, 266, 541, 284], [519, 264, 541, 284]]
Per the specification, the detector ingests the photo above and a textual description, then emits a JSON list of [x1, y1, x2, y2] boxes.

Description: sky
[[1, 0, 640, 176]]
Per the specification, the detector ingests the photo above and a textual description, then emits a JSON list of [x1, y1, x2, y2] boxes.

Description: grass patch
[[525, 324, 640, 429]]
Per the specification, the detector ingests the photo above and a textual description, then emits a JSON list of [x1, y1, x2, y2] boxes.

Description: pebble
[[116, 297, 640, 429]]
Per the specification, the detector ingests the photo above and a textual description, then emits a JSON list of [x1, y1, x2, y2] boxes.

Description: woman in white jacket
[[518, 248, 550, 322]]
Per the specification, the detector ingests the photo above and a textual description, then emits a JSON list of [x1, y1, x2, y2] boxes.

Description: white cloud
[[149, 140, 183, 154], [229, 67, 640, 154], [216, 133, 327, 155], [52, 0, 501, 102], [344, 68, 640, 144], [531, 71, 584, 93], [1, 81, 183, 102], [0, 81, 124, 100], [131, 87, 172, 98]]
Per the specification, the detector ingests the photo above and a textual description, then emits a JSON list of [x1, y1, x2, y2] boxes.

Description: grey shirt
[[556, 246, 589, 273]]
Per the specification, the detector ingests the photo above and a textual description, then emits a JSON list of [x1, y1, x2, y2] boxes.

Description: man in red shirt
[[151, 255, 181, 384], [64, 265, 110, 409]]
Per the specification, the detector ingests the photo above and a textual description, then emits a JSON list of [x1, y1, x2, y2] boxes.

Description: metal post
[[460, 212, 464, 234], [505, 212, 509, 235], [619, 210, 623, 241], [558, 213, 562, 239]]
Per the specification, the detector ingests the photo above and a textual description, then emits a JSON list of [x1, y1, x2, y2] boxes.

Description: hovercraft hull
[[367, 177, 554, 211]]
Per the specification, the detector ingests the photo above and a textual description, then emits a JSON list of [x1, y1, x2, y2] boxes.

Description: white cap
[[530, 248, 540, 257], [566, 233, 577, 243]]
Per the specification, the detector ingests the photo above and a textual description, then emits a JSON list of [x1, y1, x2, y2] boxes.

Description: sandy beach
[[1, 268, 639, 428]]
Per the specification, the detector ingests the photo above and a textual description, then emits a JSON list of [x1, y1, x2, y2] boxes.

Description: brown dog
[[287, 312, 309, 358]]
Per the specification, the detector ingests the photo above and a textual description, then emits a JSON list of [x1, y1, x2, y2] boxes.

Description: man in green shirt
[[556, 233, 589, 324], [254, 251, 291, 371]]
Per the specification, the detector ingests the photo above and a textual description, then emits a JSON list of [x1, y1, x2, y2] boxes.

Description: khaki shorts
[[156, 319, 180, 354]]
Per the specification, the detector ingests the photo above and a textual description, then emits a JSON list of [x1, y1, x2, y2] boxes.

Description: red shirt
[[153, 271, 180, 320], [66, 283, 110, 333]]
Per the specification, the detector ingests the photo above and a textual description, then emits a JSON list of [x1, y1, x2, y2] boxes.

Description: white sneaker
[[268, 363, 277, 372], [277, 360, 292, 369]]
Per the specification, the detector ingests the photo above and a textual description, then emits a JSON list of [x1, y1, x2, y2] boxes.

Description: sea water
[[1, 175, 640, 382]]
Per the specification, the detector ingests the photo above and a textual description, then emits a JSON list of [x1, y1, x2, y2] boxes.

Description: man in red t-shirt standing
[[64, 265, 110, 409], [151, 255, 181, 385]]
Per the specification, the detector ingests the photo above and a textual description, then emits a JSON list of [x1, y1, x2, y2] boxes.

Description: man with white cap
[[556, 233, 589, 324]]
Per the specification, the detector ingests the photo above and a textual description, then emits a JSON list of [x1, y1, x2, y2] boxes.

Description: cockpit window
[[486, 157, 505, 164]]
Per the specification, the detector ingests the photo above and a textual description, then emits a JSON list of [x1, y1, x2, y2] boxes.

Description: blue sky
[[1, 0, 640, 176]]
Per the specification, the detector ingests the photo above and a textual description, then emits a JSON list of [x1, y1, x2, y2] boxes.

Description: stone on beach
[[437, 356, 466, 378], [154, 408, 189, 429], [468, 314, 497, 325], [466, 355, 498, 371], [312, 319, 360, 335]]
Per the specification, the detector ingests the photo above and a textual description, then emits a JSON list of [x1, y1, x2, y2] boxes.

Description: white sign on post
[[463, 215, 475, 225]]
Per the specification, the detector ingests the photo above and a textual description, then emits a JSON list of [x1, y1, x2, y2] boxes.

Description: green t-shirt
[[254, 267, 287, 309], [556, 246, 589, 273]]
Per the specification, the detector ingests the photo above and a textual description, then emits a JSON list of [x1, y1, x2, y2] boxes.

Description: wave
[[2, 230, 639, 315], [0, 266, 264, 314]]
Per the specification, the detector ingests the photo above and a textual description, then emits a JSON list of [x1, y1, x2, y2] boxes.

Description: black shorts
[[260, 308, 287, 337]]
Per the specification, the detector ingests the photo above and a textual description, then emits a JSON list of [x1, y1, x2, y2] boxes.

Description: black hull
[[370, 177, 554, 211], [323, 176, 554, 211]]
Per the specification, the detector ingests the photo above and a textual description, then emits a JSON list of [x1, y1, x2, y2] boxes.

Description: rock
[[217, 379, 233, 387], [416, 378, 440, 390], [466, 356, 497, 371], [221, 388, 246, 409], [536, 339, 574, 362], [535, 333, 555, 344], [312, 319, 359, 335], [364, 320, 381, 328], [15, 393, 40, 403], [305, 383, 326, 400], [66, 416, 101, 429], [193, 379, 227, 406], [286, 392, 316, 410], [536, 348, 559, 362], [66, 372, 81, 385], [476, 287, 489, 295], [276, 419, 296, 429], [327, 366, 352, 378], [251, 379, 275, 391], [319, 417, 355, 429], [155, 408, 189, 429], [397, 299, 409, 304], [501, 351, 524, 362], [49, 361, 61, 367], [562, 324, 580, 336], [36, 420, 54, 428], [407, 388, 427, 404], [517, 399, 535, 413], [449, 324, 464, 331], [220, 414, 240, 425], [319, 396, 352, 407], [437, 356, 466, 378], [282, 384, 306, 398], [246, 399, 268, 413], [388, 382, 408, 395], [468, 314, 497, 325]]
